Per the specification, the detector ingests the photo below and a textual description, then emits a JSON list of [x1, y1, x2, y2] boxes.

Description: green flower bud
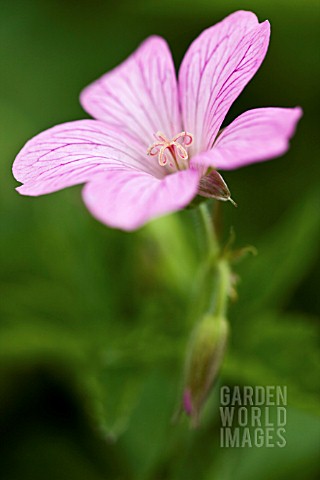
[[182, 313, 229, 427]]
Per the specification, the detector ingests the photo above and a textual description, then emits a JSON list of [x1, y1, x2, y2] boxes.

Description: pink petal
[[179, 11, 270, 155], [80, 36, 181, 149], [82, 168, 199, 231], [194, 107, 303, 171], [13, 120, 163, 196]]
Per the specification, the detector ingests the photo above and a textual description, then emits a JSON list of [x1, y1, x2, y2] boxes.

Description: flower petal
[[195, 107, 303, 171], [80, 36, 181, 148], [179, 11, 270, 155], [13, 120, 163, 196], [82, 168, 199, 231]]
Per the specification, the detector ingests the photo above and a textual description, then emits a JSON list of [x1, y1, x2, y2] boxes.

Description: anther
[[147, 131, 194, 169]]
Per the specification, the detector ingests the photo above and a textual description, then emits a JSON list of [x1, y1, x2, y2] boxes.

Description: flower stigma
[[147, 131, 194, 170]]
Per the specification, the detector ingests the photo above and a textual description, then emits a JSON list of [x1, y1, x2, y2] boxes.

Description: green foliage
[[0, 1, 319, 479]]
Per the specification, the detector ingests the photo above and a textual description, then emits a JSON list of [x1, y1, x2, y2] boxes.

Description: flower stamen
[[147, 131, 194, 169]]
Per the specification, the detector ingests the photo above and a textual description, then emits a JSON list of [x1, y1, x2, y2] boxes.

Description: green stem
[[196, 202, 231, 322], [211, 259, 230, 319], [198, 202, 219, 258]]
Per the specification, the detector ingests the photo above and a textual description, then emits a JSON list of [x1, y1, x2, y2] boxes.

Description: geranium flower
[[13, 11, 302, 231]]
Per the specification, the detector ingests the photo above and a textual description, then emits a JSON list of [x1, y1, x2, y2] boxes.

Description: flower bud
[[198, 170, 237, 206], [182, 313, 229, 426]]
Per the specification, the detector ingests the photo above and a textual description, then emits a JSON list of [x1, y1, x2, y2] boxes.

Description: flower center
[[147, 131, 194, 170]]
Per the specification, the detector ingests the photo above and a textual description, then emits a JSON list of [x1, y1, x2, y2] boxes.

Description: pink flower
[[13, 11, 302, 231]]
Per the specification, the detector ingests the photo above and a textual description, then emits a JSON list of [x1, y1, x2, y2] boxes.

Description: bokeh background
[[1, 0, 319, 479]]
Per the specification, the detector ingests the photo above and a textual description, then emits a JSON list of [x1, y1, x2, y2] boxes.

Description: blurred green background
[[1, 0, 319, 479]]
